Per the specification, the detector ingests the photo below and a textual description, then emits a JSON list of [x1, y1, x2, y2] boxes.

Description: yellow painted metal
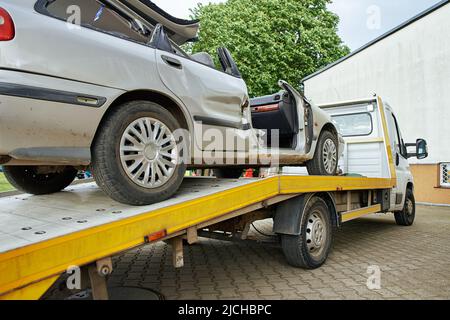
[[346, 137, 384, 144], [0, 97, 401, 300], [0, 276, 59, 300], [341, 204, 382, 223], [280, 176, 394, 194], [0, 177, 279, 299], [377, 97, 397, 185]]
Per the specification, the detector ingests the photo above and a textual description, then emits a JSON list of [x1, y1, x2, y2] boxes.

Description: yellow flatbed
[[0, 174, 394, 300]]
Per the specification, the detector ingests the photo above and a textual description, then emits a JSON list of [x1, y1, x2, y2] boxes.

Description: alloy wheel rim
[[323, 138, 337, 174], [120, 117, 178, 189]]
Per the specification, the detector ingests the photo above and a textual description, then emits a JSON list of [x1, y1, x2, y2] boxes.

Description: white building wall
[[304, 3, 450, 164]]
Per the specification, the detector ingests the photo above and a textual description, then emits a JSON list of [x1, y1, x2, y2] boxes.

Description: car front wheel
[[91, 101, 186, 206], [306, 130, 338, 176], [3, 166, 77, 195]]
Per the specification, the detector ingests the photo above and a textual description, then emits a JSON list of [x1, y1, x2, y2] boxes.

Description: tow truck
[[0, 97, 428, 300]]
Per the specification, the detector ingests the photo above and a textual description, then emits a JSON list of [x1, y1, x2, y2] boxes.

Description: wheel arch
[[273, 192, 338, 236], [321, 122, 338, 139], [92, 90, 192, 147], [315, 192, 339, 227], [308, 121, 339, 160], [406, 181, 414, 192]]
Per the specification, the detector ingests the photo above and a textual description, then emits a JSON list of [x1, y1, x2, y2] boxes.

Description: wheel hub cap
[[119, 117, 179, 189], [406, 199, 414, 216], [144, 143, 159, 161], [312, 220, 324, 246], [305, 211, 327, 257], [323, 139, 337, 174]]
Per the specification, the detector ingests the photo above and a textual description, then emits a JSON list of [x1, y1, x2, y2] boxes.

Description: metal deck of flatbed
[[0, 174, 394, 300]]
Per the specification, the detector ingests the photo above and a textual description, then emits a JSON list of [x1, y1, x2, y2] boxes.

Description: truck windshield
[[332, 112, 373, 137]]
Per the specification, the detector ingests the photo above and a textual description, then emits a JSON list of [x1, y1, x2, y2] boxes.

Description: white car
[[0, 0, 343, 205]]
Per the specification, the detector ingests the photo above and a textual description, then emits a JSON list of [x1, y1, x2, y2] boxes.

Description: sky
[[152, 0, 443, 50]]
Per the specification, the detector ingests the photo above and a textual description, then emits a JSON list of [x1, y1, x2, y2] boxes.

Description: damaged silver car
[[0, 0, 343, 205]]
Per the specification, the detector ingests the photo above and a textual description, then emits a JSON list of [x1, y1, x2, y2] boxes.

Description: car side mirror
[[406, 139, 428, 159]]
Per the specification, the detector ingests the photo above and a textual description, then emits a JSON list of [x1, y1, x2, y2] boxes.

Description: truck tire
[[91, 101, 186, 206], [394, 188, 415, 226], [3, 166, 77, 195], [306, 130, 338, 176], [281, 197, 333, 269], [213, 168, 243, 179]]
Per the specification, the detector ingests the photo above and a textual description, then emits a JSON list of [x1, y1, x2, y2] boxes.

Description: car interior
[[45, 0, 241, 78], [149, 23, 242, 78], [149, 22, 301, 150], [250, 91, 299, 149], [44, 0, 151, 43]]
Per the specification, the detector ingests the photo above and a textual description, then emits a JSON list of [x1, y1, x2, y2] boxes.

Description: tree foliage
[[189, 0, 350, 97]]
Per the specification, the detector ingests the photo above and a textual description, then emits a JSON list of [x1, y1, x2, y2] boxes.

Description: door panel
[[154, 50, 249, 151], [386, 108, 409, 210]]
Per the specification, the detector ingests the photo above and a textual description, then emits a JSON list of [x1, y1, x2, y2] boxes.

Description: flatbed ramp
[[0, 175, 393, 299]]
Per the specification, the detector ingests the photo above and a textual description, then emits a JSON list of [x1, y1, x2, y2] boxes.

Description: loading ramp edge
[[0, 174, 394, 299]]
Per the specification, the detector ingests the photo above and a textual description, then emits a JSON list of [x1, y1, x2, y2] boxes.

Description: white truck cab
[[321, 96, 428, 215]]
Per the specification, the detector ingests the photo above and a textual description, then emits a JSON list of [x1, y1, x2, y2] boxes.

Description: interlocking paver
[[45, 205, 450, 300]]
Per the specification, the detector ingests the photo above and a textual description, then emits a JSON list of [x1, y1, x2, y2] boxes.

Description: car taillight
[[0, 7, 15, 41]]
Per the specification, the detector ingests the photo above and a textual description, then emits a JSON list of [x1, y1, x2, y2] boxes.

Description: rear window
[[332, 113, 373, 137], [38, 0, 150, 43]]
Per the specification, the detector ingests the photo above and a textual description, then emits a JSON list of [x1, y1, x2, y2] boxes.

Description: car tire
[[91, 100, 186, 206], [281, 197, 333, 269], [394, 188, 415, 226], [3, 166, 77, 195], [306, 130, 338, 176], [213, 168, 243, 179]]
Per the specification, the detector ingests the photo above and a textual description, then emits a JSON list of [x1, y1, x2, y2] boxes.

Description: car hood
[[116, 0, 199, 45]]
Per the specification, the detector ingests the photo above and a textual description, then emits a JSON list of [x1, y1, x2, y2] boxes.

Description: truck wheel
[[306, 130, 338, 176], [3, 166, 77, 195], [92, 101, 186, 206], [394, 189, 415, 226], [281, 197, 333, 269], [213, 168, 243, 179]]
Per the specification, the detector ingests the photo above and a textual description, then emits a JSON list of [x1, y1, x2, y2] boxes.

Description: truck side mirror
[[406, 139, 428, 159], [416, 139, 428, 159]]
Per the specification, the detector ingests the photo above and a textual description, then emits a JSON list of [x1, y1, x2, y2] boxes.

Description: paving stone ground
[[46, 205, 450, 300]]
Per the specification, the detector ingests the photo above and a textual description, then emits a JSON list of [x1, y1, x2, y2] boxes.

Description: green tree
[[190, 0, 350, 97]]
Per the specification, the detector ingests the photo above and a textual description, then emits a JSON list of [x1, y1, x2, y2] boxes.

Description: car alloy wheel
[[119, 117, 179, 189], [322, 138, 337, 175]]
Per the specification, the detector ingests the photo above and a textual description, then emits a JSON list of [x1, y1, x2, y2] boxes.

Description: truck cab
[[321, 96, 428, 213]]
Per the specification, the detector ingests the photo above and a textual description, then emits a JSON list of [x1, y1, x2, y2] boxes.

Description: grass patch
[[0, 172, 15, 193]]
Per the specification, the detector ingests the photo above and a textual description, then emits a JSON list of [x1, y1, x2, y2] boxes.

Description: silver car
[[0, 0, 343, 205]]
